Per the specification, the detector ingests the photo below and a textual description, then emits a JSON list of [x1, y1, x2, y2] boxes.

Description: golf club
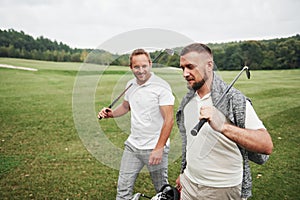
[[132, 193, 152, 199], [98, 83, 133, 120], [98, 48, 175, 120], [152, 48, 175, 64], [191, 66, 251, 136]]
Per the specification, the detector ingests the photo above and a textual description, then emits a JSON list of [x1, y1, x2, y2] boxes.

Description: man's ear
[[207, 60, 214, 71]]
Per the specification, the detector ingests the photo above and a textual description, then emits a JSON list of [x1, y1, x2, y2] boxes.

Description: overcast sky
[[0, 0, 299, 50]]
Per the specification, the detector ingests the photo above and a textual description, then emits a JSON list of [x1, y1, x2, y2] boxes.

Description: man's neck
[[196, 76, 213, 98]]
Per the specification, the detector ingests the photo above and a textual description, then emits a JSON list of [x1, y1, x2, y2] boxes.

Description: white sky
[[0, 0, 299, 50]]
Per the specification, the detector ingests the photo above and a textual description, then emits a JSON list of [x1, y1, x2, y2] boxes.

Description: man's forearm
[[111, 101, 130, 118], [222, 124, 273, 155], [155, 105, 174, 149], [155, 120, 174, 149]]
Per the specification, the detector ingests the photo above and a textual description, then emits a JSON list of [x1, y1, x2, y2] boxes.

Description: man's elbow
[[262, 130, 273, 155], [170, 116, 175, 126], [264, 140, 273, 155], [165, 116, 174, 129]]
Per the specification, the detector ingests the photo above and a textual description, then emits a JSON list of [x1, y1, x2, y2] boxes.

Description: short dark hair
[[129, 49, 151, 67], [180, 43, 212, 56]]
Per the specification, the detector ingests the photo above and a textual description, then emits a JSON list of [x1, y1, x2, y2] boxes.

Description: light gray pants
[[180, 173, 242, 200], [116, 141, 169, 200]]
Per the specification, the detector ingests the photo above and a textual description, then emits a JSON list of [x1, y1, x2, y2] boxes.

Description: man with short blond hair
[[99, 49, 175, 200]]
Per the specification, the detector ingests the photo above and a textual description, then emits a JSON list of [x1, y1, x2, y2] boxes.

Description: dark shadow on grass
[[0, 154, 21, 177], [39, 69, 129, 76]]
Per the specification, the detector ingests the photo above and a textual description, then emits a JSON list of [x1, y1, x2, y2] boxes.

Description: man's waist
[[185, 163, 243, 187]]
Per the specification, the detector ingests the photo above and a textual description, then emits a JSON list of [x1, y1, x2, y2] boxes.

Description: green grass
[[0, 58, 299, 199]]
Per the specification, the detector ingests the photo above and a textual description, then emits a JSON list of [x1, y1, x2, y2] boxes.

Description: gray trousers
[[180, 173, 243, 200], [116, 141, 169, 200]]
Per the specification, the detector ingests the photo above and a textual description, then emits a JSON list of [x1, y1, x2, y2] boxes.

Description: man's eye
[[133, 65, 148, 70], [187, 64, 195, 70]]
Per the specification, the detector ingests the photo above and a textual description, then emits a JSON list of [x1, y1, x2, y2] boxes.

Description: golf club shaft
[[152, 48, 174, 63], [152, 52, 164, 63], [99, 48, 174, 120], [141, 194, 152, 199], [191, 66, 249, 135], [98, 83, 133, 120]]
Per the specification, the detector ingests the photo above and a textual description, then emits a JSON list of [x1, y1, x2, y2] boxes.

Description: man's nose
[[183, 68, 190, 77], [137, 67, 145, 73]]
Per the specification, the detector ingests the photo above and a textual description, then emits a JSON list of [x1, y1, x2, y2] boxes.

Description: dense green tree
[[0, 29, 299, 69], [0, 29, 90, 62], [240, 41, 263, 69], [223, 44, 243, 70]]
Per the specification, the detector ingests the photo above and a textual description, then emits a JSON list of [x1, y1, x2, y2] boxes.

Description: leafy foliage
[[206, 35, 300, 70], [0, 29, 299, 69], [0, 29, 91, 62]]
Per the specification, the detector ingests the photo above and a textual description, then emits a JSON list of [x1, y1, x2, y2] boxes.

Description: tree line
[[209, 36, 299, 70], [0, 29, 90, 62], [0, 29, 299, 70]]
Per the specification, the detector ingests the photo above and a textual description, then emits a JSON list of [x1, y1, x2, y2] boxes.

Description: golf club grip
[[191, 118, 208, 136], [98, 83, 132, 120], [98, 108, 111, 120]]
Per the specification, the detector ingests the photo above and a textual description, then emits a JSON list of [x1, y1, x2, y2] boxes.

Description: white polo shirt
[[124, 73, 175, 149], [184, 92, 265, 187]]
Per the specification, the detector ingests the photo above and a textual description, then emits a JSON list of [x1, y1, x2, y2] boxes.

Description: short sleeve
[[245, 100, 266, 130], [158, 84, 175, 106]]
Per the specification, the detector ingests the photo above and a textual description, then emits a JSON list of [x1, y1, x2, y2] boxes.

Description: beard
[[191, 79, 206, 90], [187, 71, 209, 91]]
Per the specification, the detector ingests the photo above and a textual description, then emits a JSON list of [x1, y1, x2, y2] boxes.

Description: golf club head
[[164, 48, 175, 56], [244, 66, 251, 79], [132, 193, 141, 200]]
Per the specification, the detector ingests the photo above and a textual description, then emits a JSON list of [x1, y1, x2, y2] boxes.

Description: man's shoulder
[[151, 73, 171, 87]]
